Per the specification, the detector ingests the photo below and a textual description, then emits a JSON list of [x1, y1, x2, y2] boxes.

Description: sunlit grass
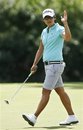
[[0, 82, 83, 130]]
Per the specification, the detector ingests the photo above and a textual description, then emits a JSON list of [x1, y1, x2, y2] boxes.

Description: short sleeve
[[59, 26, 65, 36], [41, 31, 43, 40]]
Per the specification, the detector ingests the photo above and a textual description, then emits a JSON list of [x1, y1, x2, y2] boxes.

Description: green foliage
[[0, 0, 83, 82]]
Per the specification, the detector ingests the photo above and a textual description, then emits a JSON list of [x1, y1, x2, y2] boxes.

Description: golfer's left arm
[[61, 10, 72, 41]]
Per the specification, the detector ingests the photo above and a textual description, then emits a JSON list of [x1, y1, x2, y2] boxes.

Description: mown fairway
[[0, 83, 83, 130]]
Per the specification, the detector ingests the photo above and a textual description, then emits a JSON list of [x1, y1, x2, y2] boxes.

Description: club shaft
[[9, 72, 33, 102]]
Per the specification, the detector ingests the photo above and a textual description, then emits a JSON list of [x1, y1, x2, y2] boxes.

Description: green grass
[[0, 83, 83, 130]]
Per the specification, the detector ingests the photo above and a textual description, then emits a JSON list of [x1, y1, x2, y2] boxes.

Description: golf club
[[4, 71, 34, 104]]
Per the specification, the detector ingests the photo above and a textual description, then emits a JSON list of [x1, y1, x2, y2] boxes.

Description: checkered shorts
[[43, 62, 65, 90]]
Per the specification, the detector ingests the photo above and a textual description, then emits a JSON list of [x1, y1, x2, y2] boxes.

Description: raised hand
[[61, 10, 68, 24]]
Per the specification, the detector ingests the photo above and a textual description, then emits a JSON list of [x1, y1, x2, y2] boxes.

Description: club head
[[4, 100, 9, 104]]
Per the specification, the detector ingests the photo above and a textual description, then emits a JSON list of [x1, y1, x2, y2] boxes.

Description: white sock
[[69, 115, 78, 120], [69, 115, 75, 118]]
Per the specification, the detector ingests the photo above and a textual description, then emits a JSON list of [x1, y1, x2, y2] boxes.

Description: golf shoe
[[22, 113, 37, 126], [59, 115, 79, 125]]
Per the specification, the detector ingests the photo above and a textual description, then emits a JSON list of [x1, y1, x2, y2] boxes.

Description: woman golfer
[[22, 8, 79, 126]]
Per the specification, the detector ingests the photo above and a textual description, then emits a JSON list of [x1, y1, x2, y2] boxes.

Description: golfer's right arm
[[31, 40, 44, 73]]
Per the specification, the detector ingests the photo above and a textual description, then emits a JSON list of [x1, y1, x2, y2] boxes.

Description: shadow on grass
[[64, 82, 83, 89], [28, 82, 83, 89], [4, 126, 74, 130], [23, 125, 74, 129]]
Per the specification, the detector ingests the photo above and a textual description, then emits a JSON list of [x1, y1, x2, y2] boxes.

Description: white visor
[[42, 9, 55, 19]]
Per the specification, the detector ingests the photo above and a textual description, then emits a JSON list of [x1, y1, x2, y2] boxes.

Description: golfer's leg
[[34, 88, 51, 117], [55, 87, 74, 115]]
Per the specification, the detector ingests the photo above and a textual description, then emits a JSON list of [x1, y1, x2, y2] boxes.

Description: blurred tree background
[[0, 0, 83, 82]]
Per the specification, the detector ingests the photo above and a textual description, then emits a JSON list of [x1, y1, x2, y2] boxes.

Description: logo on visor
[[43, 10, 52, 14]]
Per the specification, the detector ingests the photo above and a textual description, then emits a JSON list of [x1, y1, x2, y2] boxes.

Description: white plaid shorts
[[43, 62, 65, 90]]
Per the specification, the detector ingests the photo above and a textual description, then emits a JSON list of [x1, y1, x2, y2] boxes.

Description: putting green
[[0, 83, 83, 130]]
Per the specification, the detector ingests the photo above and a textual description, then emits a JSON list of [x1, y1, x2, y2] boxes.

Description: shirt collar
[[47, 23, 58, 31]]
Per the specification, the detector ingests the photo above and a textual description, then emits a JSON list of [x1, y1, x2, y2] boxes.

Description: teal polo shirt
[[41, 23, 65, 62]]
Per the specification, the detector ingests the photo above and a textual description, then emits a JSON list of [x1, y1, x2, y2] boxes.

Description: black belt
[[44, 61, 63, 65]]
